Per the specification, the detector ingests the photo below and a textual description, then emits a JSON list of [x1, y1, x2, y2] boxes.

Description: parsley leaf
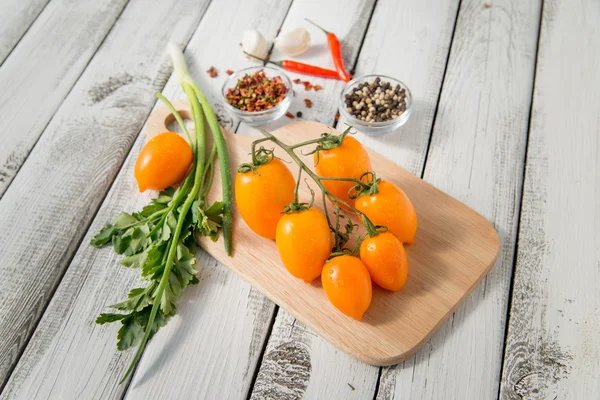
[[196, 201, 224, 242], [91, 224, 116, 247]]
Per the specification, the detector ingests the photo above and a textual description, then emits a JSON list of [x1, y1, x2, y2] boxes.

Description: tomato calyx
[[360, 214, 387, 238], [329, 242, 361, 259], [304, 126, 353, 165], [283, 181, 315, 214], [349, 171, 380, 199], [238, 146, 275, 173]]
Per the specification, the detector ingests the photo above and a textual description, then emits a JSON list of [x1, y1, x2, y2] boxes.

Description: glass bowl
[[339, 74, 412, 135], [221, 66, 294, 126]]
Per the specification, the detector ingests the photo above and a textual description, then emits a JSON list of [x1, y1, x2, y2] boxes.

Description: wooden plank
[[0, 0, 129, 197], [500, 1, 600, 399], [240, 0, 382, 398], [237, 0, 377, 136], [0, 0, 49, 65], [123, 1, 292, 398], [375, 0, 541, 399], [0, 1, 292, 398], [249, 0, 461, 398], [0, 0, 212, 393]]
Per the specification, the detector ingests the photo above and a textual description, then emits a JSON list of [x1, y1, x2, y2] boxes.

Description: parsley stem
[[119, 209, 167, 231], [120, 78, 207, 385]]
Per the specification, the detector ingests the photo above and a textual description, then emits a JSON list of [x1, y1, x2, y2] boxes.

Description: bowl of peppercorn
[[339, 75, 412, 135], [222, 66, 294, 126]]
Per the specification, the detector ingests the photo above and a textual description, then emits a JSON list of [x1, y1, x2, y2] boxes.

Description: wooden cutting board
[[146, 102, 500, 366]]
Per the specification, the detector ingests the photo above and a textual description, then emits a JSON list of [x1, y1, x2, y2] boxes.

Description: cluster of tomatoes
[[235, 134, 417, 320]]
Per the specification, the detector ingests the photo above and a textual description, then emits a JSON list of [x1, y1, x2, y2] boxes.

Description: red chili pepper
[[244, 52, 341, 80], [306, 19, 352, 82]]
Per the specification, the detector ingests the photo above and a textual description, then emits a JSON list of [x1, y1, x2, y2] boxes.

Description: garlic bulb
[[242, 30, 268, 60], [274, 27, 311, 56]]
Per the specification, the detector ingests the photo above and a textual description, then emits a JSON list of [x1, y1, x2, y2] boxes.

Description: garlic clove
[[242, 30, 268, 60], [274, 27, 310, 56]]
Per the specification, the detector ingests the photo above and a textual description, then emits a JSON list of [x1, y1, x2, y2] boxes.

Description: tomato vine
[[254, 128, 386, 255]]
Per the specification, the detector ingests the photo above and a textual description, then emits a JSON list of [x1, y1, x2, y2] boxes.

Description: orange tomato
[[314, 136, 371, 208], [276, 208, 331, 283], [135, 132, 193, 192], [321, 255, 372, 320], [236, 158, 295, 239], [355, 180, 417, 244], [360, 232, 408, 291]]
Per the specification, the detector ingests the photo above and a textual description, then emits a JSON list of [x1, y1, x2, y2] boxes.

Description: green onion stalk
[[168, 43, 233, 256], [117, 44, 233, 383]]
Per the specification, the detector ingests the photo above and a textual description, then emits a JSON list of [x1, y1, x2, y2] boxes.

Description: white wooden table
[[0, 0, 597, 399]]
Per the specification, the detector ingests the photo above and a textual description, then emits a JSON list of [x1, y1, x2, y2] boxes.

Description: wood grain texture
[[239, 0, 383, 397], [0, 1, 293, 399], [190, 121, 499, 367], [0, 0, 212, 394], [338, 0, 460, 174], [0, 0, 128, 197], [0, 0, 49, 65], [249, 0, 462, 398], [375, 1, 541, 399], [500, 0, 600, 399], [124, 1, 293, 398], [237, 0, 376, 136]]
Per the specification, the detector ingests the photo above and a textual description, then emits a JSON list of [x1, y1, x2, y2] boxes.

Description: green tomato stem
[[257, 129, 382, 251], [259, 129, 359, 212]]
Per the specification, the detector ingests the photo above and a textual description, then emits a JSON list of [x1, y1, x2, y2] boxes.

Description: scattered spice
[[225, 69, 234, 75], [291, 78, 323, 92], [483, 2, 490, 7], [304, 98, 313, 108], [335, 111, 340, 121], [296, 111, 303, 118], [285, 111, 295, 119], [344, 77, 407, 122], [239, 42, 243, 46], [207, 66, 218, 77], [225, 70, 289, 112], [348, 383, 355, 391]]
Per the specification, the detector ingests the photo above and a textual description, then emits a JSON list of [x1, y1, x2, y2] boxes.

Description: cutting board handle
[[146, 100, 193, 140]]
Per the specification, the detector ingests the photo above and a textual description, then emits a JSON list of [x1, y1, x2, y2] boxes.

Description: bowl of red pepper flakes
[[221, 66, 294, 126]]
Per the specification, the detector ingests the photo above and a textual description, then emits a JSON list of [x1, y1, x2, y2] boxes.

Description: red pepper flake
[[207, 66, 218, 78], [293, 78, 302, 84], [225, 69, 234, 75], [335, 112, 340, 121], [285, 112, 295, 119], [303, 82, 313, 91], [313, 84, 322, 91], [225, 70, 290, 112], [304, 98, 313, 108]]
